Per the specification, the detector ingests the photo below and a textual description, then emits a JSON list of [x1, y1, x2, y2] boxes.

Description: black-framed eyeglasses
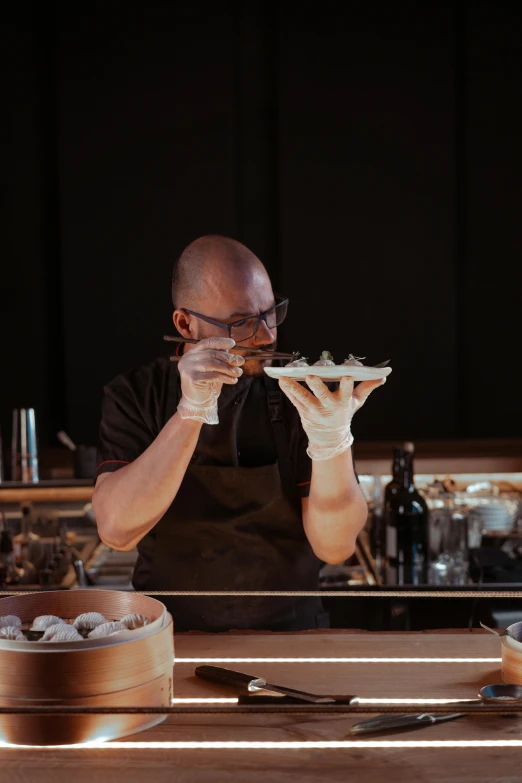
[[183, 293, 289, 343]]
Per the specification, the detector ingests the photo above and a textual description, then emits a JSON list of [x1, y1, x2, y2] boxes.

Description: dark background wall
[[2, 0, 521, 454]]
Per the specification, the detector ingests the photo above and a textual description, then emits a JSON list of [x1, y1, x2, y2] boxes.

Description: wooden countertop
[[0, 485, 94, 503], [1, 630, 516, 782]]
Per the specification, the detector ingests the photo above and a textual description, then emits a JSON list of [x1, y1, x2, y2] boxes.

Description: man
[[92, 235, 386, 631]]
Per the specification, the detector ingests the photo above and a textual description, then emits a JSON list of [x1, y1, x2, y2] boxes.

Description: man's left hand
[[278, 375, 386, 460]]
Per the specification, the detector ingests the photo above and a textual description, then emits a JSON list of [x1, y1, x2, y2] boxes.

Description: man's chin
[[242, 359, 271, 377]]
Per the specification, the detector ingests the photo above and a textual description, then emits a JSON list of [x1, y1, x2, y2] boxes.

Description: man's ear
[[173, 309, 193, 338]]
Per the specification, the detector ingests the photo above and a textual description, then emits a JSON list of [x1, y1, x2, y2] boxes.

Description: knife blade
[[350, 712, 464, 735], [195, 665, 336, 704], [372, 360, 390, 368]]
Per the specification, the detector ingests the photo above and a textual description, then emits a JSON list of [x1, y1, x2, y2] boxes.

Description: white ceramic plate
[[264, 365, 392, 382]]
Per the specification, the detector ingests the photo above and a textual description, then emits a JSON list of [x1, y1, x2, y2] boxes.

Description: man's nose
[[253, 319, 276, 345]]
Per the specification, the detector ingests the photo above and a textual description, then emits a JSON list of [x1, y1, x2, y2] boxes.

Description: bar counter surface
[[1, 629, 518, 782]]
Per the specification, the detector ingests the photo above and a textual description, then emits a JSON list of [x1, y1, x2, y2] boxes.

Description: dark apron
[[139, 373, 328, 632]]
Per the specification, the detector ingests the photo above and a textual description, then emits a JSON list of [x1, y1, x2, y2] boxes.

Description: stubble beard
[[240, 342, 277, 377], [242, 359, 271, 377]]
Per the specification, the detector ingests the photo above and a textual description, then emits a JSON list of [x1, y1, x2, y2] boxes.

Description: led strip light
[[1, 590, 522, 597], [174, 657, 502, 663], [170, 698, 490, 705], [3, 740, 522, 750]]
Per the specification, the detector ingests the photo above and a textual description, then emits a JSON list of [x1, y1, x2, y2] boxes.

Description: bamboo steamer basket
[[501, 622, 522, 684], [0, 590, 174, 746]]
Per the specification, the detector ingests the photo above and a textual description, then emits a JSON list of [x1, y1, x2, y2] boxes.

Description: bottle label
[[385, 510, 428, 585]]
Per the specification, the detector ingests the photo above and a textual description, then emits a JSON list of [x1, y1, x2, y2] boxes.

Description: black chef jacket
[[96, 355, 316, 589]]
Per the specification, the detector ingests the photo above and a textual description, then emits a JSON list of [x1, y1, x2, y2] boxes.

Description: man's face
[[183, 268, 278, 376]]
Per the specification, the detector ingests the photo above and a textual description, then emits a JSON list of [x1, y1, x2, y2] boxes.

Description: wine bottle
[[385, 446, 429, 585], [371, 449, 404, 579], [384, 446, 405, 506], [376, 447, 404, 579], [369, 476, 385, 579]]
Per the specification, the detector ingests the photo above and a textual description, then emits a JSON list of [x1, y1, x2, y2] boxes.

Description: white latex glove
[[278, 375, 386, 460], [177, 337, 245, 424]]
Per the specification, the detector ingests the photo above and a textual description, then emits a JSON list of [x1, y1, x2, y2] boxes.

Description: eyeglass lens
[[230, 300, 288, 341]]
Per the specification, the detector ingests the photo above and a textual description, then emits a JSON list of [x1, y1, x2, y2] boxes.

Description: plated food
[[31, 615, 66, 631], [41, 624, 83, 642], [0, 625, 25, 640], [73, 612, 107, 630], [265, 350, 392, 382], [312, 350, 336, 367], [120, 612, 152, 630], [0, 610, 152, 642], [0, 615, 22, 629], [88, 621, 128, 639]]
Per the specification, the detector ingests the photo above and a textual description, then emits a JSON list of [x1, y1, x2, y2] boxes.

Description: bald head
[[172, 235, 279, 374], [172, 235, 269, 310]]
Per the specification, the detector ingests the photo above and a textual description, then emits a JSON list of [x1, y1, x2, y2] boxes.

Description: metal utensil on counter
[[349, 683, 522, 735], [57, 431, 97, 479], [480, 621, 516, 640], [11, 408, 39, 482], [70, 546, 94, 587], [57, 430, 77, 451], [350, 712, 463, 735], [478, 684, 522, 702], [195, 665, 338, 704]]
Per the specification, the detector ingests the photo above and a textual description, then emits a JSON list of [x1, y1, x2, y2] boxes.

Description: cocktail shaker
[[11, 408, 39, 483]]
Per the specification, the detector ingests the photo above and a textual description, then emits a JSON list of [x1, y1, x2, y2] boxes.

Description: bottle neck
[[21, 514, 31, 537], [401, 453, 414, 490], [392, 452, 404, 482]]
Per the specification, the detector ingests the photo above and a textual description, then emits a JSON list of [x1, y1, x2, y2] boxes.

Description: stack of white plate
[[471, 503, 513, 533]]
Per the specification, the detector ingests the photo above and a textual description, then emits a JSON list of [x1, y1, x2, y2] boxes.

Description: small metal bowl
[[479, 684, 522, 702]]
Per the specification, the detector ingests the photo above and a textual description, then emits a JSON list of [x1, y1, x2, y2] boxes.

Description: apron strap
[[264, 375, 302, 510], [167, 364, 302, 511]]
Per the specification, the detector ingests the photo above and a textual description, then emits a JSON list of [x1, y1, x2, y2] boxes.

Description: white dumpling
[[0, 626, 25, 640], [0, 615, 22, 629], [73, 612, 107, 630], [31, 615, 66, 631], [313, 351, 335, 366], [88, 621, 128, 639], [342, 354, 365, 367], [285, 357, 309, 368], [41, 624, 83, 642], [120, 613, 151, 630]]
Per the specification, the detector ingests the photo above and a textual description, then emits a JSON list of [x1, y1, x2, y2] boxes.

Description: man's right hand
[[177, 337, 245, 424]]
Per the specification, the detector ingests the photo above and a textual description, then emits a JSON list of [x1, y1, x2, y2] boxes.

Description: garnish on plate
[[286, 351, 310, 368], [312, 350, 335, 366], [343, 354, 366, 367]]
